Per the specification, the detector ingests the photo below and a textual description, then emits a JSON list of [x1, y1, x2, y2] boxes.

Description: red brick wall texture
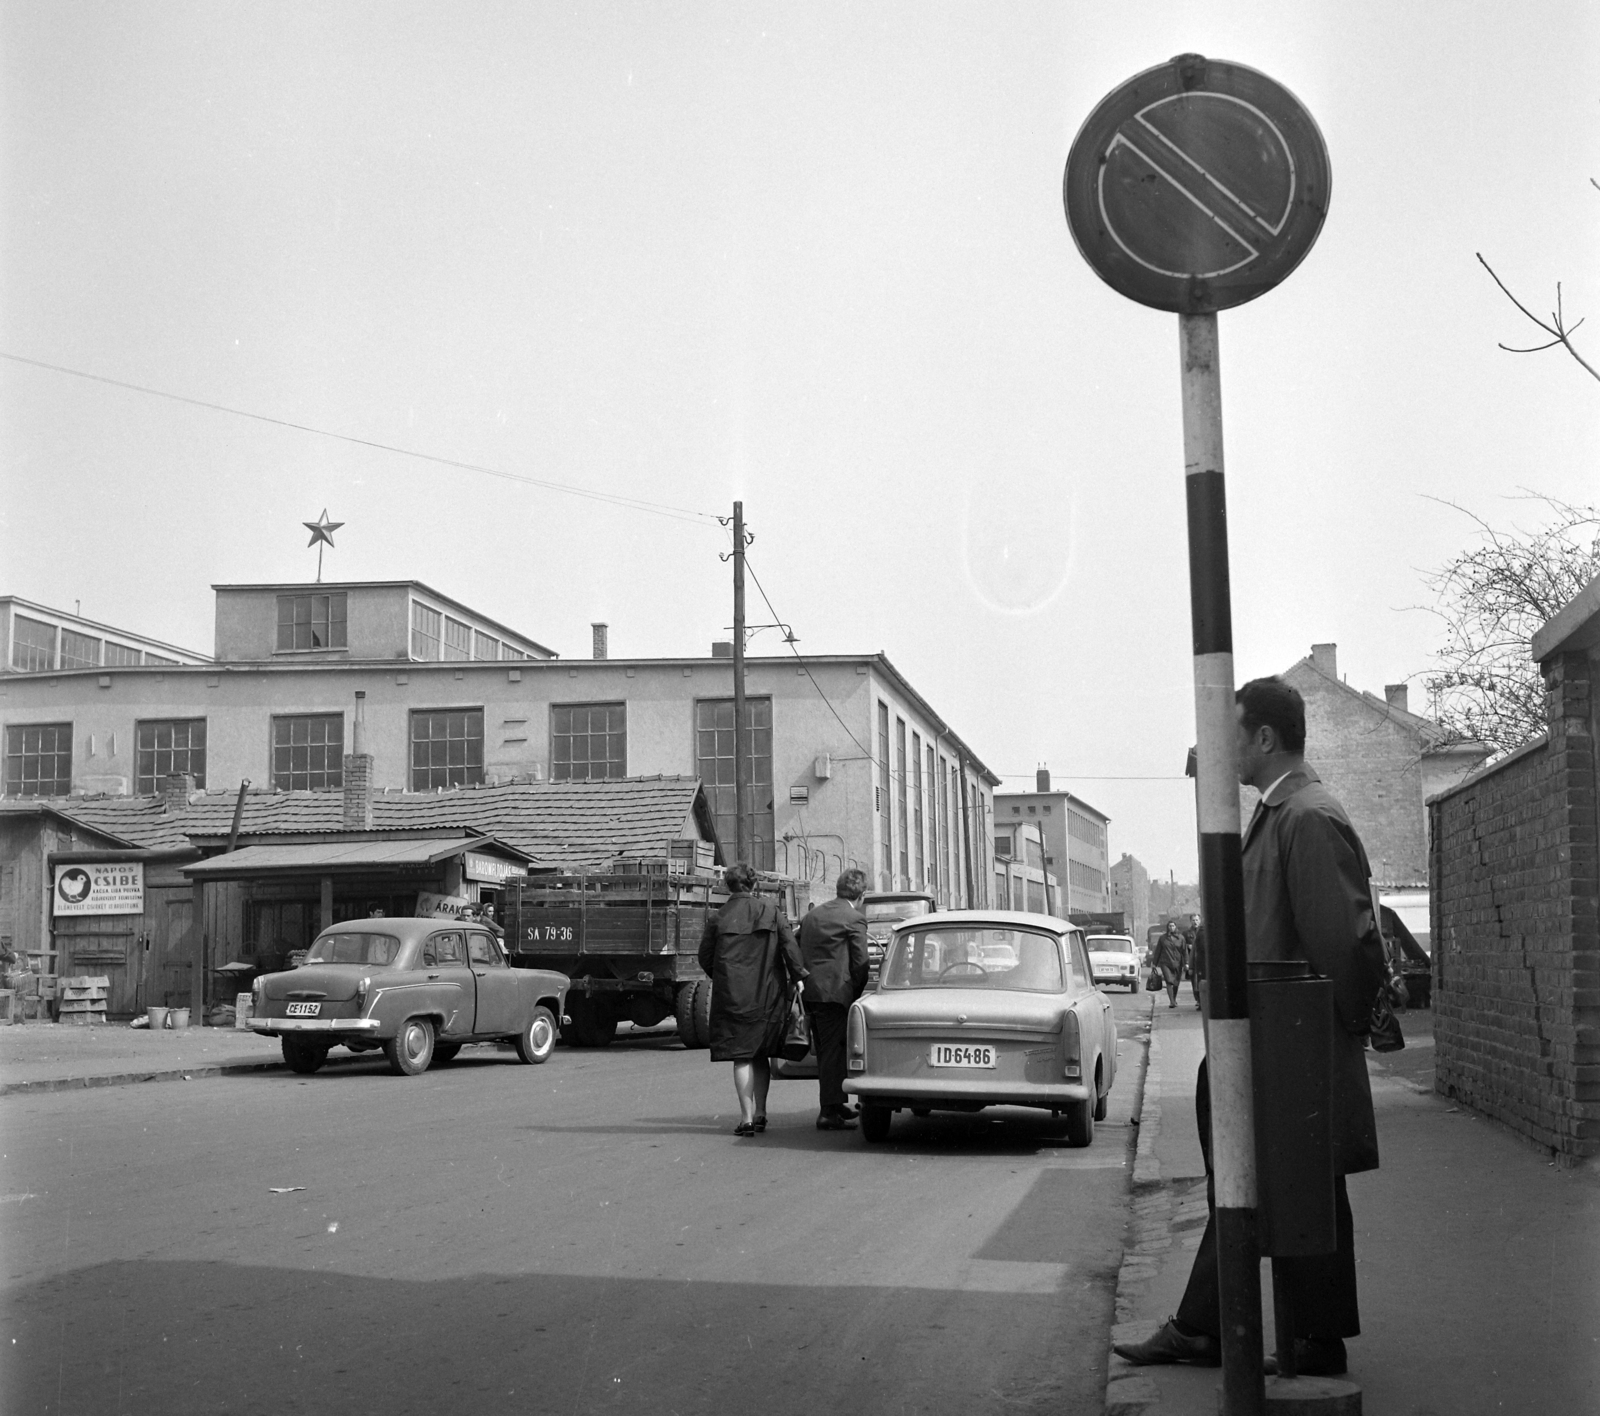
[[1429, 651, 1600, 1162]]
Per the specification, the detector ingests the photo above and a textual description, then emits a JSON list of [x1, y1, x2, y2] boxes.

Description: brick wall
[[1430, 650, 1600, 1163]]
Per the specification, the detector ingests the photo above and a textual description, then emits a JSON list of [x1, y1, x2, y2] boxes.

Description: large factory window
[[136, 718, 207, 793], [410, 709, 485, 789], [696, 697, 772, 869], [270, 714, 344, 791], [4, 722, 72, 796], [551, 702, 626, 781], [276, 593, 347, 652]]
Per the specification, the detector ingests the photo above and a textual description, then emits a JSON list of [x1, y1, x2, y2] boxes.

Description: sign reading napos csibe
[[53, 862, 145, 916]]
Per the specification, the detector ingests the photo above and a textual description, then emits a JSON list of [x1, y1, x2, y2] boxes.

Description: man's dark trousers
[[806, 1003, 850, 1110], [1175, 1058, 1360, 1340]]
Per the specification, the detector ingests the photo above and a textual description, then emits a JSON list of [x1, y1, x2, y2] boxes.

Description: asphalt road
[[2, 990, 1152, 1416]]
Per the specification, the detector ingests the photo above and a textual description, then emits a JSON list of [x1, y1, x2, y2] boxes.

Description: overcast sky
[[3, 1, 1597, 882]]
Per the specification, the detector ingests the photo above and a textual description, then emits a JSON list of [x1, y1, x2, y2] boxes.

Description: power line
[[0, 350, 719, 527]]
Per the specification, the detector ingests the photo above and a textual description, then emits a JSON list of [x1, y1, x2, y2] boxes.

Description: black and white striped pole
[[1065, 54, 1331, 1416], [1180, 309, 1262, 1408]]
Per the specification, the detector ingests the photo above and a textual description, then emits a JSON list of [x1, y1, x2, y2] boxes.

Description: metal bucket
[[147, 1006, 170, 1030], [169, 1008, 191, 1031]]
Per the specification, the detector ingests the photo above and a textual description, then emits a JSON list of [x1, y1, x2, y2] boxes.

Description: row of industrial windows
[[1068, 859, 1106, 893], [408, 600, 528, 663], [10, 614, 179, 673], [1067, 808, 1107, 853], [874, 700, 983, 902], [995, 829, 1045, 870], [3, 702, 773, 845], [992, 870, 1049, 914]]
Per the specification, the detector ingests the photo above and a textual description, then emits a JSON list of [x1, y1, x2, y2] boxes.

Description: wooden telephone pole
[[731, 501, 750, 866]]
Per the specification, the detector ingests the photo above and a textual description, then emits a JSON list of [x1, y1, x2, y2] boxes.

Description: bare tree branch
[[1477, 252, 1600, 385], [1423, 494, 1600, 756]]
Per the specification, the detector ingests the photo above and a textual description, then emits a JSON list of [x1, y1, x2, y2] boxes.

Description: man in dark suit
[[1115, 676, 1383, 1378], [798, 867, 871, 1131]]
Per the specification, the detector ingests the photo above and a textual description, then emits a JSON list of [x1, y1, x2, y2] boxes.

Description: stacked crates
[[58, 975, 110, 1025]]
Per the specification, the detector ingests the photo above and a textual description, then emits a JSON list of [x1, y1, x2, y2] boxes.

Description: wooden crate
[[0, 991, 15, 1025]]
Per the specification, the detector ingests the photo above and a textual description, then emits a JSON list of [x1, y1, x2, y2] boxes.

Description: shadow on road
[[4, 1256, 1107, 1416]]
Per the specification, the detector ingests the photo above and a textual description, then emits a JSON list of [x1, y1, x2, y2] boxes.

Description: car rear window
[[306, 932, 401, 966], [881, 927, 1064, 993], [864, 898, 934, 923], [1089, 936, 1136, 954]]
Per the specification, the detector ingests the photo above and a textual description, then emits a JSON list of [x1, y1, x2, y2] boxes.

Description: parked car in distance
[[1086, 934, 1141, 992], [249, 918, 569, 1077], [844, 911, 1117, 1146], [861, 891, 937, 985]]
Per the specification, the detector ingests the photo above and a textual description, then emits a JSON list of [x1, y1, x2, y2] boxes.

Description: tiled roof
[[0, 796, 194, 852], [179, 776, 717, 868]]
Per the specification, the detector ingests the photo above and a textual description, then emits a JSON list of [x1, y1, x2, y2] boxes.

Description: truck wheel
[[691, 978, 714, 1049], [564, 995, 617, 1048], [432, 1042, 462, 1065], [674, 982, 701, 1047], [860, 1104, 892, 1143], [282, 1036, 328, 1074], [385, 1017, 435, 1076], [515, 1006, 558, 1064], [1063, 1094, 1094, 1148]]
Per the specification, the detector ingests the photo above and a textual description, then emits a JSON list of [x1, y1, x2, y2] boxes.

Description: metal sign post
[[1064, 53, 1331, 1416]]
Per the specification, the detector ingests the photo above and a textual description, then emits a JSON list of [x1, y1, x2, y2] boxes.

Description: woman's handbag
[[780, 985, 811, 1062]]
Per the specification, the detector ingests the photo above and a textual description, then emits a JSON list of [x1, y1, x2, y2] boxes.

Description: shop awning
[[183, 834, 534, 881]]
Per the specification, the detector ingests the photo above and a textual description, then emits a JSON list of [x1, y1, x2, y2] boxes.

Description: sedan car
[[843, 911, 1117, 1145], [1087, 933, 1142, 992], [249, 918, 569, 1076]]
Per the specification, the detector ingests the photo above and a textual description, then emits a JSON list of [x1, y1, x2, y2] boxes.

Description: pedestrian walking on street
[[1153, 921, 1186, 1009], [797, 867, 871, 1131], [697, 863, 808, 1137], [1189, 922, 1205, 1009], [1115, 676, 1385, 1377]]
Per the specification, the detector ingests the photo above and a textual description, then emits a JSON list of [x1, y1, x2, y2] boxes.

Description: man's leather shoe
[[1113, 1320, 1220, 1367], [816, 1111, 857, 1131], [1263, 1337, 1347, 1377], [837, 1103, 860, 1118]]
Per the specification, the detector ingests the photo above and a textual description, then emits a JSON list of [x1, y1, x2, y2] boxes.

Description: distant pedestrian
[[697, 863, 808, 1137], [1189, 922, 1205, 1009], [1116, 676, 1385, 1376], [1153, 921, 1185, 1009], [477, 902, 504, 939], [798, 867, 871, 1130]]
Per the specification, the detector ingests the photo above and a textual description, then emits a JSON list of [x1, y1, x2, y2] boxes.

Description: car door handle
[[427, 973, 440, 980]]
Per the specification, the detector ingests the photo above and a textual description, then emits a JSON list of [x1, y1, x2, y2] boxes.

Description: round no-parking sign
[[1064, 54, 1330, 313]]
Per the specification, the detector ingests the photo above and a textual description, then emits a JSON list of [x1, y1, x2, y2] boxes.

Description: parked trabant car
[[249, 918, 570, 1077], [843, 910, 1117, 1145], [1087, 933, 1142, 992]]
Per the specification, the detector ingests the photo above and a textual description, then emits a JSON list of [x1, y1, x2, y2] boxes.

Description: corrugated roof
[[179, 775, 716, 868], [184, 834, 529, 877], [0, 796, 194, 852]]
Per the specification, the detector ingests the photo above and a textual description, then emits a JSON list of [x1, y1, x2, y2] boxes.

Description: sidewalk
[[1107, 997, 1600, 1415], [0, 1020, 313, 1094]]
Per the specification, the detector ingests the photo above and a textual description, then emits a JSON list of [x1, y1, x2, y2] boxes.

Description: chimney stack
[[711, 640, 733, 659], [592, 623, 609, 660], [1036, 767, 1051, 793], [161, 773, 196, 811], [1310, 643, 1338, 679], [343, 691, 374, 829], [1384, 683, 1409, 714]]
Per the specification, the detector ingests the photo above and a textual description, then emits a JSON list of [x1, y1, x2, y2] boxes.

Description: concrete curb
[[0, 1052, 368, 1097], [1106, 990, 1166, 1416]]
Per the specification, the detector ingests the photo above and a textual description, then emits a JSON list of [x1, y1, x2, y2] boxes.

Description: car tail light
[[847, 1003, 866, 1073], [357, 976, 371, 1006], [251, 976, 265, 1007], [1063, 1011, 1081, 1079]]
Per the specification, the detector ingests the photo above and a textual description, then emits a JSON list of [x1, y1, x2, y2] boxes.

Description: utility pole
[[732, 501, 750, 866], [1039, 820, 1054, 917]]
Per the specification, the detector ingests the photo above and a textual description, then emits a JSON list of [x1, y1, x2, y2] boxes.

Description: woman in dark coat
[[1153, 922, 1186, 1009], [697, 863, 807, 1136]]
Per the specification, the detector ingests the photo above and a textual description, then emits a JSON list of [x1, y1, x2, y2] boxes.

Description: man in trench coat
[[797, 867, 871, 1130], [1115, 675, 1384, 1378]]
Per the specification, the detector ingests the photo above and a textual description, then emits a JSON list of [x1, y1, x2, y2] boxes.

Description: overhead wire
[[0, 351, 720, 527]]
